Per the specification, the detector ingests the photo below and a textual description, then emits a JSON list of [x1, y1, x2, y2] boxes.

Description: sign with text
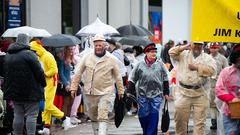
[[191, 0, 240, 43], [8, 5, 21, 28]]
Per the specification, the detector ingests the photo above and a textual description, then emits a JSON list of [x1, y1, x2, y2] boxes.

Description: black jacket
[[0, 55, 4, 77], [3, 43, 46, 101]]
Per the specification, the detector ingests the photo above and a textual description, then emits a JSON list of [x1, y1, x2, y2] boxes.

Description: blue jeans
[[223, 114, 240, 135], [138, 96, 163, 135], [13, 101, 39, 135]]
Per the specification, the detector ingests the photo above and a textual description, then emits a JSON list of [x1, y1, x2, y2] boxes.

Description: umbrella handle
[[125, 93, 139, 108]]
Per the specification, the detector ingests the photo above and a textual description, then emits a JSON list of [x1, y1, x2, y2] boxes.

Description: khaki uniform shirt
[[169, 46, 216, 97]]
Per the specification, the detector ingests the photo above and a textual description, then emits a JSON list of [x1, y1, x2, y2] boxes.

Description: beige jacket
[[169, 46, 216, 97], [71, 51, 124, 95]]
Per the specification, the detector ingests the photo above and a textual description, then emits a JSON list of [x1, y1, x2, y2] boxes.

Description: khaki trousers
[[85, 94, 115, 122], [174, 93, 208, 135]]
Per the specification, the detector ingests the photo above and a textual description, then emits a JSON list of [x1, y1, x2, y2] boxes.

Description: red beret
[[143, 43, 157, 53]]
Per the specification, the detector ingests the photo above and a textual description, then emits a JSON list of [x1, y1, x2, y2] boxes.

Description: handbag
[[161, 100, 170, 132]]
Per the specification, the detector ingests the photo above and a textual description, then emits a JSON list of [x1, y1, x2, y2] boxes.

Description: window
[[0, 0, 26, 35]]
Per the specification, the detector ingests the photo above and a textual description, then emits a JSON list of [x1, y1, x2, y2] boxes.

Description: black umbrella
[[117, 24, 153, 37], [41, 34, 81, 48], [114, 94, 138, 128], [114, 94, 125, 128], [119, 36, 153, 47]]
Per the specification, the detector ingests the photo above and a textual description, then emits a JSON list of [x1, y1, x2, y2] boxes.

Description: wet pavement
[[51, 101, 217, 135]]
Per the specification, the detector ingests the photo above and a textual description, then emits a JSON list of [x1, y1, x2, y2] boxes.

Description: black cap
[[106, 38, 116, 46]]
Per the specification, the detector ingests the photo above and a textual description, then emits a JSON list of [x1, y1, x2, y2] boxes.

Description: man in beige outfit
[[169, 42, 216, 135], [70, 34, 124, 135]]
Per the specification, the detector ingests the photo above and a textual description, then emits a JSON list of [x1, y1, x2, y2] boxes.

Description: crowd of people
[[0, 33, 239, 135]]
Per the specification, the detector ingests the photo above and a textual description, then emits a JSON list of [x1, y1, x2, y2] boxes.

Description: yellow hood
[[30, 41, 45, 56]]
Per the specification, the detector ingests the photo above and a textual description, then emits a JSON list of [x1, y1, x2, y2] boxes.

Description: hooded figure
[[30, 41, 58, 88], [30, 41, 76, 135], [3, 33, 46, 135]]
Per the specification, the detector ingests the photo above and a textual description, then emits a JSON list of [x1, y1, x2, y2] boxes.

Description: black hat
[[124, 47, 133, 53], [143, 43, 157, 53], [106, 38, 116, 46], [229, 44, 240, 64]]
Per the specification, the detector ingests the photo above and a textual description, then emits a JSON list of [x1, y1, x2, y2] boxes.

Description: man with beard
[[169, 42, 216, 135], [70, 34, 124, 135], [215, 44, 240, 135]]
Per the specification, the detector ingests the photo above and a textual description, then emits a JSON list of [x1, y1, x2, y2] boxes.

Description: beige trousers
[[85, 94, 115, 122], [174, 93, 208, 135]]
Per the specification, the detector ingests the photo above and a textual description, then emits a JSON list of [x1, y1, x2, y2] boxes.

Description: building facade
[[1, 0, 161, 37]]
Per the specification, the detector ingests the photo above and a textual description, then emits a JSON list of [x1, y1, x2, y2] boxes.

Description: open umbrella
[[76, 17, 119, 37], [1, 26, 51, 37], [117, 24, 153, 37], [41, 34, 81, 48], [119, 36, 153, 47]]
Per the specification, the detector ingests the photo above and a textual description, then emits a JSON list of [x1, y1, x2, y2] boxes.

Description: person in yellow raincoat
[[30, 40, 75, 135]]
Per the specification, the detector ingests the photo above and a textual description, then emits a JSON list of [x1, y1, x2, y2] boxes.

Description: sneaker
[[62, 117, 76, 130], [210, 125, 217, 130], [54, 118, 62, 126], [131, 108, 138, 114], [210, 119, 217, 130], [38, 128, 50, 135], [126, 111, 133, 116], [70, 117, 81, 125]]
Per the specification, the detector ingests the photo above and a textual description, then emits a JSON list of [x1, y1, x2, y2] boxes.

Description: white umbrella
[[76, 17, 119, 37], [1, 26, 51, 37]]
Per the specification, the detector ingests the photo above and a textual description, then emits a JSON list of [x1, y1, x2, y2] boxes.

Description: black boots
[[210, 119, 217, 130]]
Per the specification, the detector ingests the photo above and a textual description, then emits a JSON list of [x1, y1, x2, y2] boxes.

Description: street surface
[[51, 101, 217, 135]]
